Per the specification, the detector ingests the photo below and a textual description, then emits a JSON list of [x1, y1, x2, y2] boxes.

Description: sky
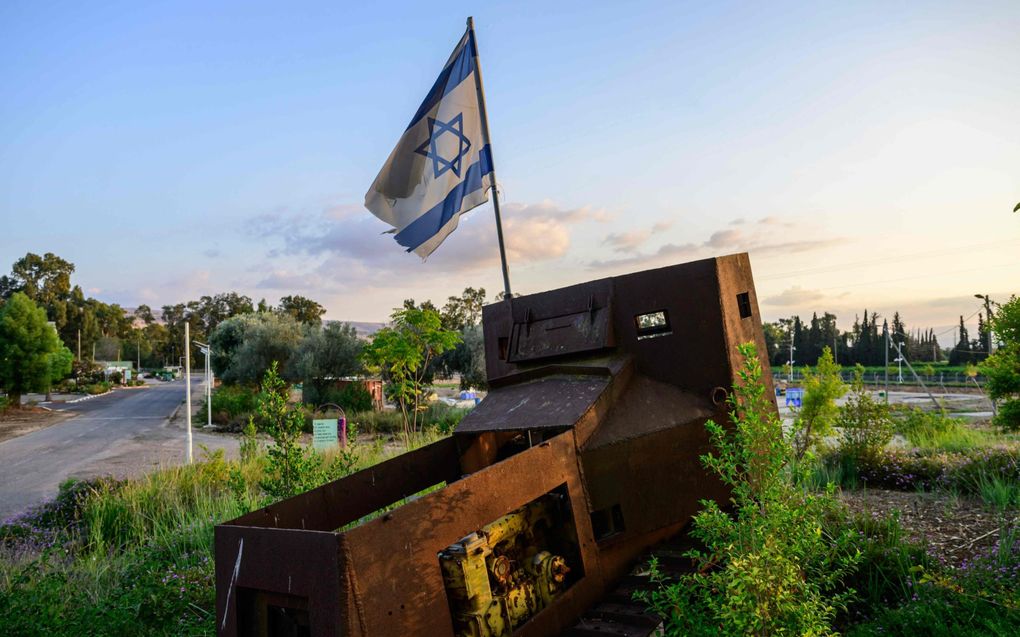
[[2, 1, 1018, 345]]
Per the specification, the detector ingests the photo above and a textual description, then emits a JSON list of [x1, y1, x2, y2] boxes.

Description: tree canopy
[[981, 296, 1020, 430], [362, 307, 461, 438], [277, 295, 326, 326], [0, 293, 73, 405], [209, 312, 307, 384]]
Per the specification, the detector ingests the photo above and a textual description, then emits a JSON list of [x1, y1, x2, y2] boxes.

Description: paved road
[[0, 380, 238, 521]]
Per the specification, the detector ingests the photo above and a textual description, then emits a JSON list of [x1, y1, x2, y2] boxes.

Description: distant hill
[[121, 306, 385, 339], [331, 320, 386, 339]]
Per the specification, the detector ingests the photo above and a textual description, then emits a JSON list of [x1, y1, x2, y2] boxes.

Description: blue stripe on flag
[[405, 32, 476, 131], [394, 145, 493, 251]]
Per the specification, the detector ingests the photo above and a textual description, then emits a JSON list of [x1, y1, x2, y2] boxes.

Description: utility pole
[[883, 319, 889, 404], [77, 329, 81, 361], [185, 323, 193, 464], [787, 339, 796, 384], [975, 294, 994, 356]]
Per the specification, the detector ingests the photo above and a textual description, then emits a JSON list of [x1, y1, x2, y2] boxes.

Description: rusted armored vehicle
[[215, 253, 774, 636]]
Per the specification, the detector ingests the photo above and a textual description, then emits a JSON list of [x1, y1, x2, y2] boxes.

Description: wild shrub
[[848, 523, 1020, 636], [846, 446, 1020, 500], [196, 384, 258, 429], [302, 381, 374, 413], [638, 343, 860, 636], [839, 366, 894, 460], [423, 402, 469, 435], [349, 409, 405, 434], [792, 347, 847, 461]]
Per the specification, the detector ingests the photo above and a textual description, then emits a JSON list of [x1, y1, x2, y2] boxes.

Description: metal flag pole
[[467, 16, 512, 299]]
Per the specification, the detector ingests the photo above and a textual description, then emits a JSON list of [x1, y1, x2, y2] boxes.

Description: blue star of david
[[415, 113, 472, 179]]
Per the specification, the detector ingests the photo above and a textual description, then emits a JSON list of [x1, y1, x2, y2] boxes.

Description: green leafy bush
[[302, 381, 374, 413], [842, 447, 1020, 504], [196, 384, 258, 429], [83, 381, 111, 395], [423, 402, 468, 435], [792, 347, 847, 460], [348, 409, 405, 434], [839, 366, 894, 460], [638, 343, 860, 636], [0, 396, 7, 411]]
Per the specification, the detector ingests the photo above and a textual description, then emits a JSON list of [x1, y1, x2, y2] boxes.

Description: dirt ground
[[0, 407, 74, 444], [839, 488, 1018, 565]]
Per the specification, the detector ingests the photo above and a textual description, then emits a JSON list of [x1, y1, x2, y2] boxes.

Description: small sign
[[312, 419, 339, 451]]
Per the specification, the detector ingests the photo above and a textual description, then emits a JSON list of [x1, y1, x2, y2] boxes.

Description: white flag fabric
[[364, 28, 494, 259]]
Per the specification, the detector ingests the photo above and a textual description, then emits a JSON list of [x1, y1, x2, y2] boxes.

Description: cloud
[[706, 228, 744, 247], [589, 216, 843, 271], [202, 248, 221, 258], [762, 286, 826, 307], [244, 198, 608, 293], [602, 219, 674, 253], [603, 230, 651, 252]]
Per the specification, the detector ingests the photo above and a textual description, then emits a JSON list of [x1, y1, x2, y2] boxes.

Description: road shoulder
[[0, 407, 76, 444]]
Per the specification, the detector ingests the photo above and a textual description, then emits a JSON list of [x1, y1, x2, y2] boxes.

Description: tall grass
[[0, 433, 447, 636], [895, 408, 985, 453]]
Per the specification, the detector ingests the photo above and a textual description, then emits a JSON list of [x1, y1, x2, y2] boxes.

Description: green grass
[[847, 523, 1020, 636], [0, 435, 443, 636]]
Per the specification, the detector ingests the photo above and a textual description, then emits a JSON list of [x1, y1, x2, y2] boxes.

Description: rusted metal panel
[[215, 525, 343, 637], [713, 253, 777, 403], [455, 374, 611, 433], [339, 430, 605, 636], [227, 436, 461, 532], [507, 304, 613, 363]]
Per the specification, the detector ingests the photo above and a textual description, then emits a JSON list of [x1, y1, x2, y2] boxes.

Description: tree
[[194, 293, 254, 334], [210, 312, 307, 384], [362, 307, 461, 440], [981, 296, 1020, 431], [134, 304, 156, 326], [457, 324, 487, 390], [791, 347, 846, 461], [0, 253, 74, 307], [440, 287, 486, 331], [293, 322, 364, 402], [277, 295, 326, 326], [950, 315, 973, 365], [0, 293, 73, 406]]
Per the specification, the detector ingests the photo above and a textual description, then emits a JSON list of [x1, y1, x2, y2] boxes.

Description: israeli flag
[[365, 28, 494, 259]]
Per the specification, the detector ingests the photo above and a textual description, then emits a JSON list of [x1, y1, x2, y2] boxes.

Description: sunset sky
[[2, 1, 1018, 345]]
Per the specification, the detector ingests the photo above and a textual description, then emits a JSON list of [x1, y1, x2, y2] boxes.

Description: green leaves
[[640, 343, 860, 636], [0, 292, 68, 403], [362, 307, 461, 440], [982, 296, 1020, 430]]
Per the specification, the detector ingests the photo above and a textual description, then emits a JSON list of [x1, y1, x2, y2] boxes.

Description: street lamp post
[[194, 341, 213, 429]]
